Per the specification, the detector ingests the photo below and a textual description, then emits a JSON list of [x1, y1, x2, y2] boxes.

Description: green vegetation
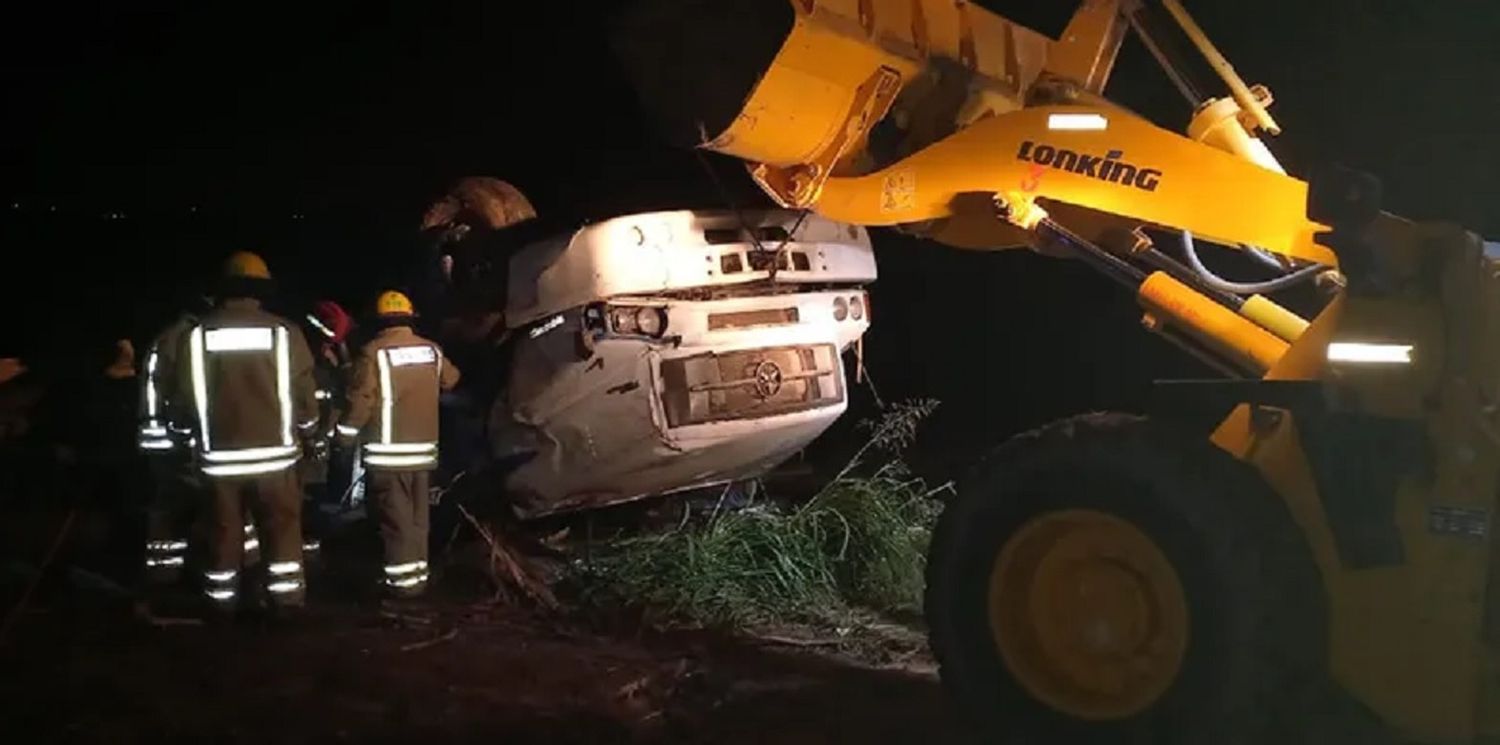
[[576, 399, 947, 627]]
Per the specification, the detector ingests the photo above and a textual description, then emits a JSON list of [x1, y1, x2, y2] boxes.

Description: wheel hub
[[988, 509, 1188, 720]]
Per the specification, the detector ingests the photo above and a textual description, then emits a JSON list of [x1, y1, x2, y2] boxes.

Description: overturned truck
[[485, 209, 877, 518]]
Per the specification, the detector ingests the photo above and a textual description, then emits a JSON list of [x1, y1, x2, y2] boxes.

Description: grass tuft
[[574, 399, 946, 627]]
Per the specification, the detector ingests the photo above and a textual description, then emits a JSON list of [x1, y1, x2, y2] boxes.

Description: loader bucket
[[612, 0, 1062, 181]]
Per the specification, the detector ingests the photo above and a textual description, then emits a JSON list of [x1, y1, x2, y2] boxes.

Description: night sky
[[4, 1, 1498, 473]]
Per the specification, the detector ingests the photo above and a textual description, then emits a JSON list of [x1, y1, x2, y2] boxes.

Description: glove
[[300, 435, 329, 462]]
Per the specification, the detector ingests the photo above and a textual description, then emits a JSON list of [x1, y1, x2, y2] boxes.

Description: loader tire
[[926, 413, 1327, 744]]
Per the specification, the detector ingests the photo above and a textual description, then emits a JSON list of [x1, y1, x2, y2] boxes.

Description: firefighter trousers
[[142, 458, 196, 586], [203, 468, 305, 611], [369, 469, 431, 597]]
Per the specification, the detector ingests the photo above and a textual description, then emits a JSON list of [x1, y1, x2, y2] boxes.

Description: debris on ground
[[400, 627, 459, 652], [456, 502, 560, 611]]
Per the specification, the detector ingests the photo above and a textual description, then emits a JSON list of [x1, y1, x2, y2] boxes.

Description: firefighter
[[145, 299, 270, 575], [307, 300, 354, 371], [178, 252, 319, 616], [138, 295, 265, 587], [305, 300, 355, 447], [137, 305, 200, 587], [337, 290, 460, 598], [299, 300, 355, 559]]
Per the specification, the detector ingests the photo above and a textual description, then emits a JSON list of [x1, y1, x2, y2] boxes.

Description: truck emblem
[[1016, 140, 1162, 192], [751, 360, 784, 399]]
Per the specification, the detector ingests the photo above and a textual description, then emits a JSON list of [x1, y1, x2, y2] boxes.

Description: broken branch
[[456, 503, 559, 611]]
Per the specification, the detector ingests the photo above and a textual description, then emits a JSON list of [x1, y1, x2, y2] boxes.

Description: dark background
[[3, 0, 1497, 473]]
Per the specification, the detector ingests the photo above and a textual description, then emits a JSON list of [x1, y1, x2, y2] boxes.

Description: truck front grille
[[659, 344, 842, 427], [707, 307, 800, 330]]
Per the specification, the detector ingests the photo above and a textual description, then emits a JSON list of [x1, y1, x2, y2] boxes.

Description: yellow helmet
[[375, 290, 415, 317], [223, 251, 272, 280]]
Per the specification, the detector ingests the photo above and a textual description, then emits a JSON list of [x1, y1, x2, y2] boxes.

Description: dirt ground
[[0, 517, 958, 745]]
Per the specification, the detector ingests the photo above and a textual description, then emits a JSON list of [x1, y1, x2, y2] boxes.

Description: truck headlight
[[635, 307, 666, 337], [849, 295, 864, 321], [606, 304, 668, 338], [833, 296, 848, 321], [610, 306, 639, 335]]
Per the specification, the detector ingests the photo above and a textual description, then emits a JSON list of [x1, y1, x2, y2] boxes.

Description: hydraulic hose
[[1246, 246, 1292, 271], [1180, 231, 1322, 295]]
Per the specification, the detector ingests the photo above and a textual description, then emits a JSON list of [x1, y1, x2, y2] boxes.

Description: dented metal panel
[[504, 210, 876, 328]]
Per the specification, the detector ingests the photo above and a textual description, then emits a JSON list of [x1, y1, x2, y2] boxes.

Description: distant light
[[1327, 341, 1413, 364], [48, 205, 57, 212], [9, 202, 18, 210], [1047, 113, 1109, 131]]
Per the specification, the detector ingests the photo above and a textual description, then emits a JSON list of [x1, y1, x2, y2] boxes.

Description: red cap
[[309, 301, 353, 343]]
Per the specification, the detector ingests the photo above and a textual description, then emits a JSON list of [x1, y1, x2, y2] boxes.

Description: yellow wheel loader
[[615, 1, 1500, 741]]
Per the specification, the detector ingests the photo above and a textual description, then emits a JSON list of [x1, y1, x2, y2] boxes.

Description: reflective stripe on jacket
[[138, 314, 196, 453], [178, 298, 318, 477], [340, 325, 459, 471]]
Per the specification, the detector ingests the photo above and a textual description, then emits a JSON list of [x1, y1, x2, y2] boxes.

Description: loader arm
[[805, 103, 1335, 266]]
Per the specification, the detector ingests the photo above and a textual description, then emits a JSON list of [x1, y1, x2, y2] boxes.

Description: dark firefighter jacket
[[339, 324, 460, 471], [176, 298, 318, 478], [138, 313, 197, 453]]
